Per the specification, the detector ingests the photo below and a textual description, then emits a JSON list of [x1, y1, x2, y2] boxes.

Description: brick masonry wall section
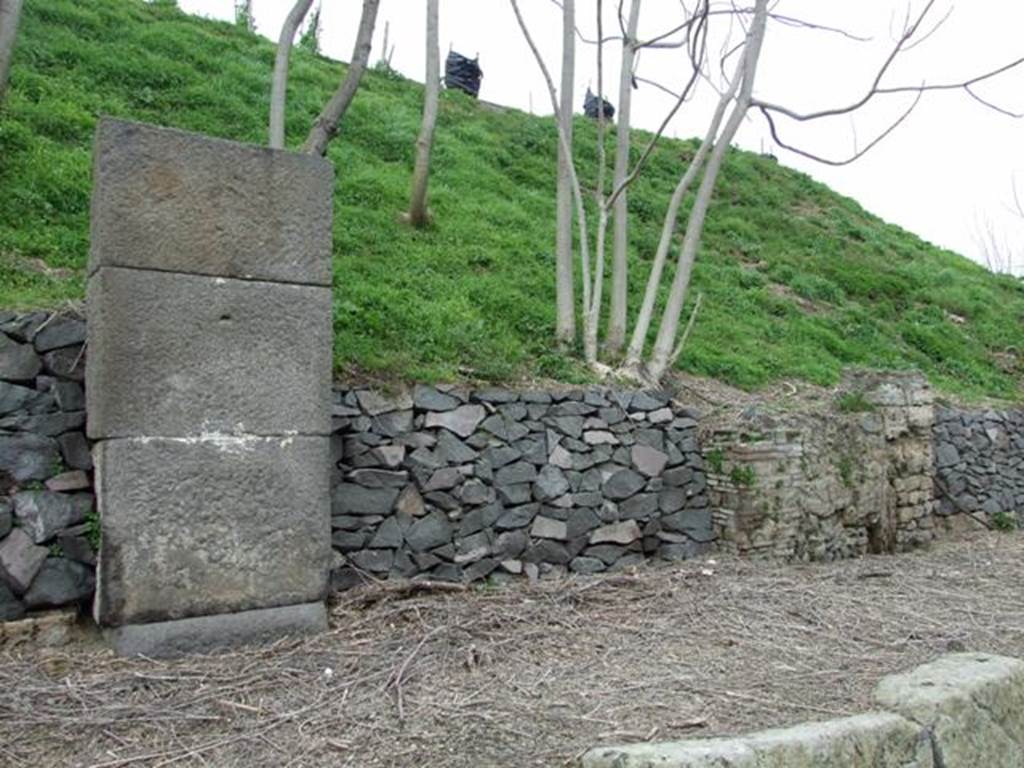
[[329, 386, 711, 587]]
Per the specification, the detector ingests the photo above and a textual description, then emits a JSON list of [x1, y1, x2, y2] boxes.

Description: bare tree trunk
[[606, 0, 641, 355], [269, 0, 315, 149], [583, 0, 608, 365], [622, 59, 743, 371], [406, 0, 440, 228], [0, 0, 24, 107], [645, 0, 769, 382], [303, 0, 381, 156], [510, 0, 592, 334], [554, 0, 576, 345]]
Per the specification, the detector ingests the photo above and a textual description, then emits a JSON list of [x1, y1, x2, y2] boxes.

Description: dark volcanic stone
[[495, 503, 539, 530], [463, 558, 499, 582], [406, 510, 453, 552], [629, 391, 670, 411], [661, 509, 714, 542], [0, 580, 25, 620], [497, 483, 532, 505], [0, 381, 37, 416], [0, 499, 11, 538], [494, 530, 529, 558], [34, 317, 87, 353], [460, 479, 494, 505], [473, 388, 518, 404], [495, 461, 538, 486], [0, 336, 42, 381], [369, 517, 404, 549], [522, 540, 571, 565], [14, 490, 83, 543], [565, 507, 602, 536], [53, 381, 85, 412], [42, 346, 85, 381], [424, 405, 486, 438], [332, 530, 368, 552], [57, 432, 93, 472], [435, 430, 478, 464], [332, 484, 400, 516], [569, 556, 606, 574], [0, 411, 86, 437], [619, 493, 658, 520], [23, 557, 95, 608], [349, 549, 395, 573], [533, 465, 569, 501], [414, 384, 461, 412], [348, 469, 410, 489], [483, 445, 522, 469], [58, 531, 97, 566], [603, 469, 646, 500], [0, 312, 47, 343]]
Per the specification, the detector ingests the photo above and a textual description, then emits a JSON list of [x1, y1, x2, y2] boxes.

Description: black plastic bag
[[583, 87, 615, 120], [445, 51, 483, 98]]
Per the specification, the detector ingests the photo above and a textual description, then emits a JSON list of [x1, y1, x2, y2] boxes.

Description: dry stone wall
[[329, 386, 711, 587], [0, 311, 95, 622], [933, 407, 1024, 527]]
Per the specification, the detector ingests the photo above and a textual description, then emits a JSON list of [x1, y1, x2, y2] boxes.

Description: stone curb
[[582, 653, 1024, 768]]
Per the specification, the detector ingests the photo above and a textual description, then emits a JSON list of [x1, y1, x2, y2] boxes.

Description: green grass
[[2, 0, 1023, 400]]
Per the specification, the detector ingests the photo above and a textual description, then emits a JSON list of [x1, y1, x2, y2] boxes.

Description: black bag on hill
[[583, 87, 615, 120], [445, 51, 483, 98]]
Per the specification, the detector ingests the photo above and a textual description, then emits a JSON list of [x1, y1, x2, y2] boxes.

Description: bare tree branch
[[269, 0, 315, 149], [303, 0, 380, 156]]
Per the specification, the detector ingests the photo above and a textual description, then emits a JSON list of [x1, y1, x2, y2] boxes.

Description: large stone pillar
[[86, 118, 333, 656]]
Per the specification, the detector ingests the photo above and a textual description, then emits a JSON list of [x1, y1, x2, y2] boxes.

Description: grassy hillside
[[2, 0, 1022, 400]]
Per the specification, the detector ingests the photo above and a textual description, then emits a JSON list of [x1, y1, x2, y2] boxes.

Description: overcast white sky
[[181, 0, 1024, 275]]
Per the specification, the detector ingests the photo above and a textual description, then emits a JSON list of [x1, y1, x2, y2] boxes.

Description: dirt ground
[[2, 531, 1023, 768]]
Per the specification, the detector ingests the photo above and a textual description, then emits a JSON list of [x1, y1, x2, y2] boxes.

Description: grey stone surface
[[23, 557, 96, 608], [89, 118, 333, 285], [413, 384, 460, 412], [0, 528, 49, 594], [368, 518, 404, 549], [533, 465, 569, 501], [0, 581, 25, 621], [395, 485, 426, 517], [348, 469, 408, 489], [632, 444, 669, 477], [106, 602, 328, 658], [34, 317, 87, 352], [603, 469, 646, 500], [530, 516, 568, 541], [14, 490, 83, 543], [57, 431, 93, 471], [405, 510, 453, 552], [584, 712, 932, 768], [87, 268, 331, 438], [0, 381, 38, 416], [0, 500, 10, 538], [45, 470, 91, 493], [590, 521, 642, 545], [874, 652, 1024, 767], [496, 503, 539, 530], [355, 390, 412, 416], [0, 410, 86, 436], [94, 436, 330, 626], [424, 404, 486, 437], [41, 346, 85, 381], [333, 484, 400, 516], [495, 461, 538, 486], [0, 335, 42, 381]]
